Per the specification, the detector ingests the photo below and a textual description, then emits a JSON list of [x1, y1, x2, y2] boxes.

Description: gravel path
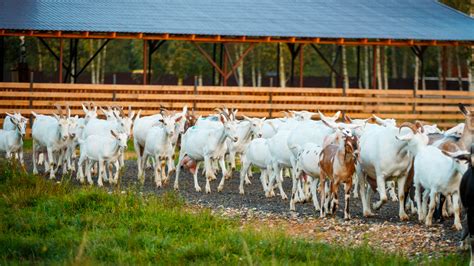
[[22, 153, 466, 257]]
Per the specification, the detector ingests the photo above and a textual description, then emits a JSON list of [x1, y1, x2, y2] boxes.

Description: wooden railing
[[1, 82, 473, 136]]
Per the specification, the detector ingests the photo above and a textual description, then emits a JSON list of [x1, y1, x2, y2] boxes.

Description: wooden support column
[[299, 44, 304, 87], [372, 45, 377, 89], [59, 38, 63, 83], [143, 40, 148, 85]]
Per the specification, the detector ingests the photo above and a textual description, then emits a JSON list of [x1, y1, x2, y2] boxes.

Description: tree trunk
[[257, 48, 262, 87], [437, 47, 443, 90], [364, 46, 369, 89], [279, 44, 286, 88], [414, 55, 419, 91], [341, 46, 349, 90], [447, 47, 452, 79], [330, 45, 337, 88], [383, 46, 388, 90], [101, 42, 107, 84], [235, 44, 244, 87], [390, 47, 397, 79], [96, 41, 102, 84], [376, 46, 382, 90], [402, 49, 408, 79], [251, 50, 256, 87], [468, 56, 473, 91], [37, 40, 43, 72], [90, 40, 96, 84], [455, 46, 463, 90]]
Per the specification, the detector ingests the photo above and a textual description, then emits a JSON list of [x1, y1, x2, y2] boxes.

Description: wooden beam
[[224, 43, 256, 80], [0, 30, 472, 47], [192, 42, 225, 77]]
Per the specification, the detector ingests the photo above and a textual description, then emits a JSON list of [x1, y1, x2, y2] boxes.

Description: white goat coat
[[414, 146, 466, 195], [0, 129, 23, 155], [79, 135, 123, 162], [287, 120, 334, 157], [143, 126, 174, 158]]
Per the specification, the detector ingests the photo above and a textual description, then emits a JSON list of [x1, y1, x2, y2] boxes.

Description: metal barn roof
[[1, 0, 474, 41]]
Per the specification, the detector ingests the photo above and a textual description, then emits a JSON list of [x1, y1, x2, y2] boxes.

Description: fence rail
[[1, 82, 473, 136]]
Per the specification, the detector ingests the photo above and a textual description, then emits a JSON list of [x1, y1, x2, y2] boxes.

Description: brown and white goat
[[433, 104, 472, 153], [318, 134, 359, 219]]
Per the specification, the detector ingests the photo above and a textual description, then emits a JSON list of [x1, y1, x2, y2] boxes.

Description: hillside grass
[[0, 159, 467, 265]]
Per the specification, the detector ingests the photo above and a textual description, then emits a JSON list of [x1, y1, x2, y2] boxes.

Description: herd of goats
[[0, 103, 473, 233]]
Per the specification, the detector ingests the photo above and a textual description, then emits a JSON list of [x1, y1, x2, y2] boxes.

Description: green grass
[[0, 160, 467, 265]]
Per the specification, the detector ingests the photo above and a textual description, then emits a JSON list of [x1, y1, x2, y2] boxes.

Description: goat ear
[[175, 116, 183, 123], [129, 111, 135, 119], [459, 103, 470, 116], [343, 114, 352, 123], [321, 118, 337, 129], [220, 114, 227, 123], [442, 150, 470, 161], [6, 112, 14, 118], [260, 117, 266, 122], [395, 133, 412, 141], [82, 104, 88, 113], [332, 111, 341, 121], [372, 114, 385, 125], [242, 115, 251, 121], [53, 114, 61, 121]]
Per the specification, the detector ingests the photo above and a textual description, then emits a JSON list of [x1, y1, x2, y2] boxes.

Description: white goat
[[174, 114, 238, 193], [31, 112, 70, 179], [140, 115, 181, 187], [0, 115, 27, 165], [356, 115, 413, 220], [292, 143, 323, 212], [396, 122, 468, 230], [77, 130, 128, 186], [239, 138, 286, 197], [226, 116, 265, 172]]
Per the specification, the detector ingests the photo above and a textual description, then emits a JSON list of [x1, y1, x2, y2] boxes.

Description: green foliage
[[0, 160, 468, 265]]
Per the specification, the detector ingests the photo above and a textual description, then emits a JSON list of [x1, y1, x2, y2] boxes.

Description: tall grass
[[0, 159, 467, 265]]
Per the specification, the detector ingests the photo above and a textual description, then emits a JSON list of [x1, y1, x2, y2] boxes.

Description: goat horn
[[54, 104, 63, 118], [118, 106, 126, 117], [399, 122, 417, 134], [66, 104, 71, 118]]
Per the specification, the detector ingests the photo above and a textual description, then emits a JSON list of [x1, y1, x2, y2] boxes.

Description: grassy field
[[0, 160, 467, 265]]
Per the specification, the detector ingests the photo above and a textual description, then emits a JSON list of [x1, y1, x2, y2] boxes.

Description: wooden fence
[[0, 82, 473, 136]]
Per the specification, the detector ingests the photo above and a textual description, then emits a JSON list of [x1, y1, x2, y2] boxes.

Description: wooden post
[[59, 38, 63, 83], [143, 40, 148, 85], [299, 44, 304, 87]]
